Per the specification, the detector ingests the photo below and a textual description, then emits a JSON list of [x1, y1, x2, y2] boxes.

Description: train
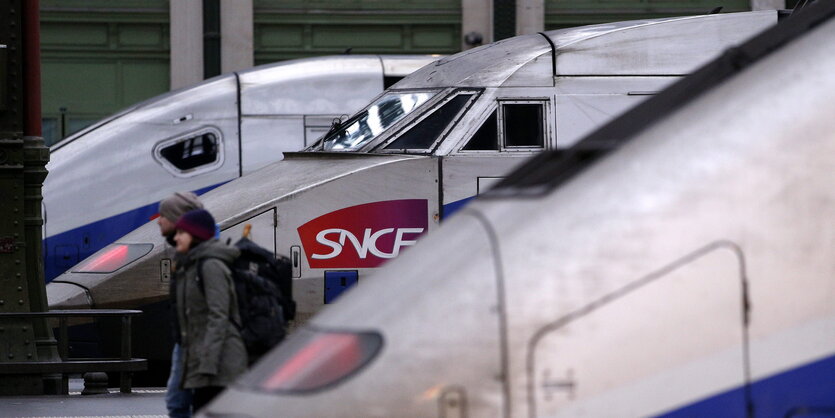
[[47, 12, 777, 374], [201, 3, 835, 416], [42, 54, 437, 281]]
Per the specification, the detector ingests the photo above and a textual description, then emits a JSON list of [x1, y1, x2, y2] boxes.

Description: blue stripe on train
[[443, 196, 476, 219], [43, 183, 225, 282], [46, 192, 476, 281], [660, 352, 835, 417]]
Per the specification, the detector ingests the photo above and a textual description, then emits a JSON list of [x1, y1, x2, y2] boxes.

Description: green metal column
[[22, 3, 59, 390], [23, 132, 57, 395], [0, 0, 58, 395], [0, 0, 40, 395]]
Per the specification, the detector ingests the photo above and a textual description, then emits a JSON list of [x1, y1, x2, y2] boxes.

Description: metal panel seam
[[235, 71, 243, 177], [464, 208, 511, 417], [537, 32, 556, 79]]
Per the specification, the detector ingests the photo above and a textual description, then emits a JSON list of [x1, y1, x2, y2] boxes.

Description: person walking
[[173, 209, 248, 412], [158, 192, 203, 418]]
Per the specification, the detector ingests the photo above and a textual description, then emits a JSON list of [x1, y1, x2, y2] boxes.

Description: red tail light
[[242, 328, 382, 394], [72, 243, 153, 273]]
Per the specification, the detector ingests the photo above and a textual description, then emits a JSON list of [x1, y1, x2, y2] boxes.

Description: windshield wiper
[[325, 117, 343, 138]]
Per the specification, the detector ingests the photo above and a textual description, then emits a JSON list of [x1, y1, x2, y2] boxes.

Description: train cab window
[[384, 93, 473, 151], [322, 91, 436, 152], [462, 110, 498, 151], [503, 103, 544, 148], [154, 128, 223, 175]]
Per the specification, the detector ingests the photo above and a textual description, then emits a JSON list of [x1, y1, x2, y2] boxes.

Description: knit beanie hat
[[159, 192, 203, 223], [175, 209, 216, 241]]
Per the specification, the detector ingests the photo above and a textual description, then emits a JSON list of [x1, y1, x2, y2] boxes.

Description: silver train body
[[42, 55, 436, 281], [48, 13, 775, 363], [203, 5, 835, 417]]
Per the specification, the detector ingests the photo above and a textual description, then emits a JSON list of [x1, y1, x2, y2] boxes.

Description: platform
[[0, 378, 166, 418]]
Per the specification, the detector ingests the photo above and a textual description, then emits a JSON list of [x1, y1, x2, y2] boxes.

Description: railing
[[0, 309, 147, 394]]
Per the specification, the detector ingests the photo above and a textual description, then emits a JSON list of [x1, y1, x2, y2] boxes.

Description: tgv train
[[48, 12, 776, 367], [43, 54, 437, 281], [202, 3, 835, 416]]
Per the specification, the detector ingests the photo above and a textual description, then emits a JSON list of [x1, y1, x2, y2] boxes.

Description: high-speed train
[[43, 54, 437, 281], [48, 13, 776, 368], [201, 3, 835, 416]]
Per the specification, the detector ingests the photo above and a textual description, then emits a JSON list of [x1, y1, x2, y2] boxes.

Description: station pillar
[[462, 0, 493, 49], [0, 0, 61, 396], [170, 1, 204, 89], [220, 0, 253, 74], [516, 0, 544, 35]]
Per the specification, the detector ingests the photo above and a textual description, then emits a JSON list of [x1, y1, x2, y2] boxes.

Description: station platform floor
[[0, 378, 166, 418]]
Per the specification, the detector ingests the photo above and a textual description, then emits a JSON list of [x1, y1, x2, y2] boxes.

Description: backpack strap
[[196, 257, 243, 331]]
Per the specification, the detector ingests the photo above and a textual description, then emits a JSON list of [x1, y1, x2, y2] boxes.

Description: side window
[[462, 110, 498, 151], [460, 100, 547, 152], [154, 128, 223, 176], [502, 102, 544, 148], [384, 93, 474, 151]]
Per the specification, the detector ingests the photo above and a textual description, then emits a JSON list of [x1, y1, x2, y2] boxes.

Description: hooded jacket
[[174, 238, 248, 389]]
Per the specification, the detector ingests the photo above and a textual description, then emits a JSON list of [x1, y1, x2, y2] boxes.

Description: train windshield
[[322, 91, 436, 151]]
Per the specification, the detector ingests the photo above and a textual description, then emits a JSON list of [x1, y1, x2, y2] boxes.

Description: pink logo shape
[[297, 199, 429, 269]]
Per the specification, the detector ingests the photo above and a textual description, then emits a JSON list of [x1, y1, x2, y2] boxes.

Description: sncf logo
[[297, 200, 429, 269], [312, 228, 424, 260]]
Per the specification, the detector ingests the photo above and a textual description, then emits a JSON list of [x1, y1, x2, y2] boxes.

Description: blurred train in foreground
[[48, 12, 777, 371], [202, 4, 835, 417], [43, 55, 437, 281]]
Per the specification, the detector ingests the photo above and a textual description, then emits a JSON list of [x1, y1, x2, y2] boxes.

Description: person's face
[[158, 216, 176, 236], [174, 229, 193, 254]]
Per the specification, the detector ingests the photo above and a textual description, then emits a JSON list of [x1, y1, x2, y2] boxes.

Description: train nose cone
[[47, 282, 93, 309]]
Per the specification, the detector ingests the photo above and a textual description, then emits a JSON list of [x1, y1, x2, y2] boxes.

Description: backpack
[[198, 237, 296, 364]]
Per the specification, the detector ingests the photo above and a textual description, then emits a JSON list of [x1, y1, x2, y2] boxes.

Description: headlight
[[240, 327, 383, 393]]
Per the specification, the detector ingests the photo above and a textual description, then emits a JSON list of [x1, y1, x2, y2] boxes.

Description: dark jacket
[[166, 235, 183, 345], [174, 239, 248, 389]]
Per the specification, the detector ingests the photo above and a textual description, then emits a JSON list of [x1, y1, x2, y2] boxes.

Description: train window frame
[[458, 107, 499, 153], [457, 98, 550, 154], [152, 127, 224, 177], [498, 99, 548, 152], [375, 90, 479, 154]]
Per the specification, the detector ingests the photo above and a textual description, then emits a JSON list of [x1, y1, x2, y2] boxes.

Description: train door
[[220, 208, 277, 256], [528, 243, 749, 417], [271, 157, 440, 322], [442, 89, 555, 217]]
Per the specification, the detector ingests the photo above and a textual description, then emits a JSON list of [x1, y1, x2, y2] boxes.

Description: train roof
[[394, 11, 776, 89], [486, 3, 835, 198], [49, 54, 438, 151]]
